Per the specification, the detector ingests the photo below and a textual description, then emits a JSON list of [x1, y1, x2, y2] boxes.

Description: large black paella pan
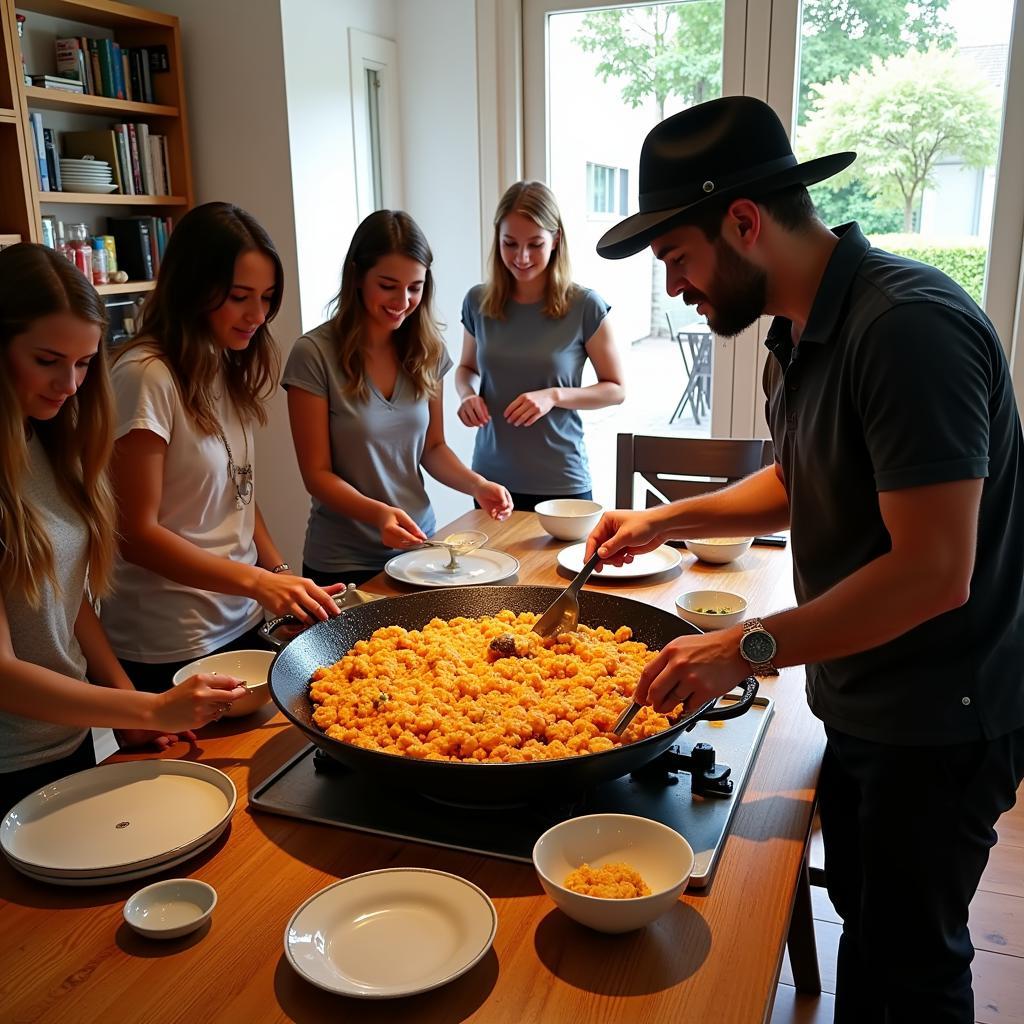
[[268, 586, 757, 804]]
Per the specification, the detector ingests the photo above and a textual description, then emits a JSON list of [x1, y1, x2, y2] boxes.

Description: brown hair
[[481, 181, 575, 319], [0, 243, 115, 605], [328, 210, 446, 403], [117, 202, 283, 434]]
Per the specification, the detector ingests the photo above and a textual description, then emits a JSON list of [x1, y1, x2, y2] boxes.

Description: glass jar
[[66, 223, 92, 281], [54, 220, 73, 264], [91, 238, 109, 285]]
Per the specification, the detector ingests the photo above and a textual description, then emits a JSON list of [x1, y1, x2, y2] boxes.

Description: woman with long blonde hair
[[285, 209, 512, 585], [0, 244, 246, 814], [456, 181, 625, 510], [102, 203, 341, 693]]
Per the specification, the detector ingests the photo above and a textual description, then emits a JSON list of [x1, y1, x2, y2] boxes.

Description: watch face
[[742, 629, 777, 664]]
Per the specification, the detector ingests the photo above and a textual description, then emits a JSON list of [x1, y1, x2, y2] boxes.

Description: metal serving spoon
[[416, 531, 489, 571], [532, 550, 602, 640]]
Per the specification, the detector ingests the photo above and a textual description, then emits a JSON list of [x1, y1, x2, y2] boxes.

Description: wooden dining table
[[0, 510, 826, 1024]]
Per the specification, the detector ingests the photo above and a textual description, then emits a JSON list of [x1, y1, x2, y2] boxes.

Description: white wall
[[280, 0, 397, 333], [396, 0, 484, 528]]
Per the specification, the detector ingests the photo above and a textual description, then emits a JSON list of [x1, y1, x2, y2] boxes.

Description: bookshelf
[[0, 0, 194, 295]]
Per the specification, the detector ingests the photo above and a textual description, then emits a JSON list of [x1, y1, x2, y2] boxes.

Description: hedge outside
[[870, 234, 985, 303]]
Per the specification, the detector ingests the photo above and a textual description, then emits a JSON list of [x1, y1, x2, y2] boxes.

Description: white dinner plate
[[558, 542, 682, 580], [1, 760, 235, 877], [59, 158, 111, 166], [285, 868, 497, 998], [60, 175, 114, 183], [385, 547, 519, 587], [59, 182, 119, 194], [7, 829, 224, 887]]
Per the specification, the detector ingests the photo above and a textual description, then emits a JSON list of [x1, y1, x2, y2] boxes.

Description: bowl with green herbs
[[674, 590, 747, 630]]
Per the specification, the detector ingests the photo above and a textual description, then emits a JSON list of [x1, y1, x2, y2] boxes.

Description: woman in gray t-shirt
[[0, 245, 246, 815], [284, 211, 512, 584], [456, 182, 625, 510]]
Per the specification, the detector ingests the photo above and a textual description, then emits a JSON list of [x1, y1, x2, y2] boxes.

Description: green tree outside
[[800, 48, 1000, 231]]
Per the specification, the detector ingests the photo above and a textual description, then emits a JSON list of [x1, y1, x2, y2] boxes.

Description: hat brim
[[596, 151, 856, 260]]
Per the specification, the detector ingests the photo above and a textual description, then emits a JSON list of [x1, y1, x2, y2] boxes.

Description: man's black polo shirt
[[764, 222, 1024, 745]]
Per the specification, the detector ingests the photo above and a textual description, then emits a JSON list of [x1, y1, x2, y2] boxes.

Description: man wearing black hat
[[585, 95, 1024, 1023]]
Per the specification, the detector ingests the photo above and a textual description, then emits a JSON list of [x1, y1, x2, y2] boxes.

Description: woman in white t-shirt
[[0, 244, 246, 814], [102, 203, 340, 693]]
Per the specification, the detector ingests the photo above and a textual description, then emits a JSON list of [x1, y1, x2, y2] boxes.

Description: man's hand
[[584, 508, 667, 568], [635, 627, 750, 714]]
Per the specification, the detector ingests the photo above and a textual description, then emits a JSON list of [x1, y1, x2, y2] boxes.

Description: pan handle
[[683, 675, 759, 731], [258, 584, 384, 649]]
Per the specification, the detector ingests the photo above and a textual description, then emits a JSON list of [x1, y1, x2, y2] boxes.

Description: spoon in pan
[[532, 550, 602, 640]]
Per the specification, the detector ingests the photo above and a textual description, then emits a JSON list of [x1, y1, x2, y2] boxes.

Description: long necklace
[[215, 421, 253, 510]]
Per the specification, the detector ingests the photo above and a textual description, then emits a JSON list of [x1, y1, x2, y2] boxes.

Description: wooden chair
[[615, 434, 774, 509]]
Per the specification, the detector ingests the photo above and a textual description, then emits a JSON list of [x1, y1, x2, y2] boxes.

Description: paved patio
[[581, 333, 711, 508]]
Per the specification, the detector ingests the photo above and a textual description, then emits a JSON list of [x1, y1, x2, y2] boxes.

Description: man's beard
[[683, 238, 767, 338]]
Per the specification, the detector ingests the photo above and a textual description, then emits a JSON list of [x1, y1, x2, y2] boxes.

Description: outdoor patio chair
[[665, 313, 713, 425]]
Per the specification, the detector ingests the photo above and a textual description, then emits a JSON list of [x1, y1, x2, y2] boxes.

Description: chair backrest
[[615, 434, 774, 509]]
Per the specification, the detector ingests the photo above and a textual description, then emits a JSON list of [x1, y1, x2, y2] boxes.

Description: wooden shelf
[[15, 0, 176, 30], [24, 87, 178, 118], [0, 108, 17, 123], [95, 279, 155, 295], [38, 191, 187, 206]]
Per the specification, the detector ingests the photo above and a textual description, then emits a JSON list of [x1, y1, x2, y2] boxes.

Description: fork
[[532, 550, 602, 640]]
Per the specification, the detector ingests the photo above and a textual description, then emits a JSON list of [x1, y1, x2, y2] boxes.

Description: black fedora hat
[[597, 96, 855, 260]]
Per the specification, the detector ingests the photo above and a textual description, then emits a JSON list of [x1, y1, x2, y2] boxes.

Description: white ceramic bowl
[[171, 649, 274, 717], [675, 590, 748, 631], [683, 537, 754, 564], [534, 499, 604, 541], [532, 814, 694, 933], [123, 877, 216, 940]]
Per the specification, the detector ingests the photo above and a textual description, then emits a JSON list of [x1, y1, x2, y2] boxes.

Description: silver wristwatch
[[739, 618, 779, 676]]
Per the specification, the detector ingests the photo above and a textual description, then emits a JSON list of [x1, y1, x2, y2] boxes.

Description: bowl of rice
[[532, 813, 694, 933], [683, 536, 754, 564]]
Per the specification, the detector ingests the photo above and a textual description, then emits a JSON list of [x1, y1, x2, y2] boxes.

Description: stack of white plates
[[1, 760, 236, 886], [59, 157, 118, 194]]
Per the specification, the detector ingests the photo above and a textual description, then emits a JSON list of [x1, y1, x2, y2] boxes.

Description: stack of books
[[107, 216, 174, 281], [54, 37, 169, 104]]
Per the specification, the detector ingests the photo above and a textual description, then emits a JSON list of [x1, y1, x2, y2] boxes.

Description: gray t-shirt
[[282, 321, 454, 573], [0, 436, 89, 772], [461, 284, 609, 494]]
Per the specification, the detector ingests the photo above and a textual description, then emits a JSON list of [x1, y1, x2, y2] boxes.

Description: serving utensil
[[416, 531, 488, 571], [532, 550, 602, 640]]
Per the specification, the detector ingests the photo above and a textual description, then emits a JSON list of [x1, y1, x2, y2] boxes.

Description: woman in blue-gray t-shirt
[[456, 181, 625, 511], [284, 211, 512, 586]]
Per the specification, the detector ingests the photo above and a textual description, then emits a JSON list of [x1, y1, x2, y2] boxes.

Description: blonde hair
[[117, 202, 282, 435], [328, 210, 446, 403], [481, 181, 575, 320], [0, 244, 115, 606]]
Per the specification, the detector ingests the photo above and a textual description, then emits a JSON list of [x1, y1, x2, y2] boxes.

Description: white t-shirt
[[101, 347, 263, 662]]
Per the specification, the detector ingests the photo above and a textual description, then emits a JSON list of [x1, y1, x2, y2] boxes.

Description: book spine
[[138, 220, 155, 279], [149, 136, 165, 195], [111, 41, 126, 100], [141, 48, 154, 103], [126, 124, 143, 194], [55, 38, 81, 81], [115, 125, 134, 195], [121, 51, 132, 102], [81, 37, 94, 93], [43, 129, 62, 191], [160, 136, 172, 194], [128, 49, 143, 103], [30, 114, 49, 191], [138, 123, 154, 195], [88, 39, 104, 98]]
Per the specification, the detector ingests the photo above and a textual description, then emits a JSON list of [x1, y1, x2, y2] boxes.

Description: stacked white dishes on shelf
[[0, 760, 236, 886], [59, 157, 117, 194]]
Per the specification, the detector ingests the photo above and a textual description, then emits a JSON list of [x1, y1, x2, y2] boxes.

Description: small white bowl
[[683, 537, 754, 563], [123, 878, 217, 940], [532, 813, 694, 933], [675, 590, 748, 631], [171, 649, 274, 717], [535, 499, 604, 541]]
